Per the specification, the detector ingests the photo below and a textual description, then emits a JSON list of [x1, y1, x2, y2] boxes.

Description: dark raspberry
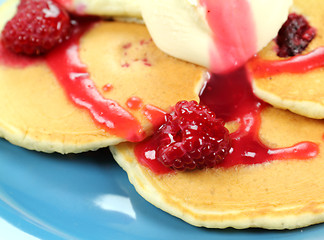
[[1, 0, 71, 55], [276, 13, 316, 57], [155, 100, 231, 171]]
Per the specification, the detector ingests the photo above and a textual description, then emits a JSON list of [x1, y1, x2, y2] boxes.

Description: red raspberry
[[1, 0, 71, 55], [156, 101, 231, 171], [276, 13, 316, 57]]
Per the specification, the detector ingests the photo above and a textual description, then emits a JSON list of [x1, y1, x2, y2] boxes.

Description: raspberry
[[276, 13, 316, 58], [155, 101, 231, 171], [1, 0, 71, 55]]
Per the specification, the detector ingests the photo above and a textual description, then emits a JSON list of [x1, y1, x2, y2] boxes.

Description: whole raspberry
[[155, 101, 231, 171], [1, 0, 71, 55], [276, 13, 316, 57]]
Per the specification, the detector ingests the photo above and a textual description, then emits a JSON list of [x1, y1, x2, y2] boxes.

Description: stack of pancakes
[[1, 0, 324, 229], [0, 0, 206, 153]]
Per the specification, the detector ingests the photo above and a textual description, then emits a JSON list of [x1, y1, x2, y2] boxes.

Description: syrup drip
[[126, 96, 143, 110], [249, 47, 324, 78], [143, 105, 166, 131], [135, 67, 319, 174], [102, 83, 113, 92], [201, 68, 318, 168], [134, 136, 172, 174], [199, 0, 256, 73], [45, 19, 146, 142]]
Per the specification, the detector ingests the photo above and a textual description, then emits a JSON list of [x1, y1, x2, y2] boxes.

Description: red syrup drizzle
[[249, 47, 324, 78], [135, 67, 319, 174], [134, 133, 171, 174], [126, 96, 143, 110], [45, 18, 146, 142], [102, 83, 113, 92], [143, 105, 166, 131], [125, 97, 166, 129], [200, 67, 318, 168], [199, 0, 257, 73], [134, 105, 170, 174]]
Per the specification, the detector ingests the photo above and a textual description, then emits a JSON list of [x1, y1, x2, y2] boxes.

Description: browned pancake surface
[[112, 106, 324, 229], [0, 1, 205, 153], [249, 0, 324, 119]]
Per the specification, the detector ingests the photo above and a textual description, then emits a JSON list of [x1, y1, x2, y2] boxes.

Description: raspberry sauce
[[102, 83, 113, 92], [45, 19, 146, 142], [126, 96, 143, 110], [135, 67, 319, 174], [134, 135, 171, 174], [199, 0, 257, 73], [200, 68, 318, 168], [249, 47, 324, 78], [143, 105, 166, 131]]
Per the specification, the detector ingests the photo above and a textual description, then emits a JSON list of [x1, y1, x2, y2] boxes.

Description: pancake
[[0, 0, 206, 153], [248, 0, 324, 119], [109, 0, 324, 229], [3, 0, 324, 230], [111, 106, 324, 229]]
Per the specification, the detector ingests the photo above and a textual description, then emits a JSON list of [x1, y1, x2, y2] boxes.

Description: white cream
[[141, 0, 210, 70], [141, 0, 292, 73], [250, 0, 293, 52]]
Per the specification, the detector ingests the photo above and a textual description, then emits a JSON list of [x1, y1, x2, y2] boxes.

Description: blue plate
[[1, 1, 324, 239], [1, 138, 324, 240]]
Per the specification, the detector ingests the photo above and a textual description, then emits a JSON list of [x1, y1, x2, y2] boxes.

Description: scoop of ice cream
[[141, 0, 293, 73]]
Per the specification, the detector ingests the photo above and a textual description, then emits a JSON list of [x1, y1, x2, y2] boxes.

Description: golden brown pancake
[[3, 0, 324, 230], [0, 0, 206, 153], [111, 106, 324, 229], [249, 0, 324, 119], [110, 0, 324, 229]]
